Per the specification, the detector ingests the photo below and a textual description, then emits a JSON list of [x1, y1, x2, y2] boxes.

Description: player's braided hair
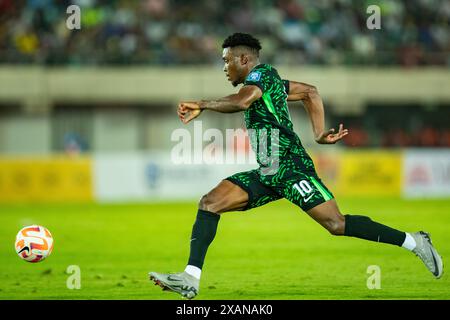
[[222, 33, 262, 55]]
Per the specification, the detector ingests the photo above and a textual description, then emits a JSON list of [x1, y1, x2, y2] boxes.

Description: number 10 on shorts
[[293, 180, 314, 202]]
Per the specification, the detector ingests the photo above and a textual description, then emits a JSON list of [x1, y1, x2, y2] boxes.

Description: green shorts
[[226, 150, 334, 212]]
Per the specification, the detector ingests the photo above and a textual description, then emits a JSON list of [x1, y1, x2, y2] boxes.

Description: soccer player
[[149, 33, 443, 299]]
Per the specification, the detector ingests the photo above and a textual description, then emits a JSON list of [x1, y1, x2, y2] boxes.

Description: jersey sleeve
[[282, 79, 290, 94], [244, 68, 269, 93]]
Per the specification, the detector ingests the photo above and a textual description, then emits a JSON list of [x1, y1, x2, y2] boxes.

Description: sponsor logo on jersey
[[247, 71, 262, 82]]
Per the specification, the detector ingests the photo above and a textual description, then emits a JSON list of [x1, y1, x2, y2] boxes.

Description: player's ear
[[240, 54, 248, 65]]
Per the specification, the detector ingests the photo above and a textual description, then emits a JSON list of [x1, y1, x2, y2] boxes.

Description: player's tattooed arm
[[285, 80, 348, 144], [178, 85, 262, 124]]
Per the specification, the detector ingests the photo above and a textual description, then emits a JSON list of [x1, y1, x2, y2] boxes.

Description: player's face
[[222, 48, 244, 87]]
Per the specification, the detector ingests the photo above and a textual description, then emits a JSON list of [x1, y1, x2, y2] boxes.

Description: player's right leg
[[150, 179, 248, 299], [150, 170, 281, 298]]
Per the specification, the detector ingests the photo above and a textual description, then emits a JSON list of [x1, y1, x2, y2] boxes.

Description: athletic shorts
[[226, 150, 334, 212]]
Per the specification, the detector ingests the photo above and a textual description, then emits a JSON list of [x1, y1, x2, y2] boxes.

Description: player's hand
[[315, 124, 349, 144], [177, 101, 203, 124]]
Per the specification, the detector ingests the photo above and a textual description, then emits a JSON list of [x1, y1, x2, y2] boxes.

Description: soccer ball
[[15, 225, 54, 263]]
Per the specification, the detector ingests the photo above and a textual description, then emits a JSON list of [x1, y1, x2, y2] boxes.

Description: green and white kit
[[226, 63, 334, 211]]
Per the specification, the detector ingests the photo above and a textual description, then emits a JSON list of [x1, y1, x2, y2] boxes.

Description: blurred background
[[0, 0, 449, 202]]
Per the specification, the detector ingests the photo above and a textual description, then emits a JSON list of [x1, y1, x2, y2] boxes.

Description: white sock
[[402, 232, 416, 251], [185, 265, 202, 280]]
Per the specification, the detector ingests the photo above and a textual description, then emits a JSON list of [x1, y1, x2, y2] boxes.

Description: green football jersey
[[243, 63, 311, 169]]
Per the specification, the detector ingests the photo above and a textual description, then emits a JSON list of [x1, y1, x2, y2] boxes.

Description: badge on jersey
[[246, 71, 262, 82]]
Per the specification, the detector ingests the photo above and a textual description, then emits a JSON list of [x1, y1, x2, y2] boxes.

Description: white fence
[[92, 149, 450, 202]]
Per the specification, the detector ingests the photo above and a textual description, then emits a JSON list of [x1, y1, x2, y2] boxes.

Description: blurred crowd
[[0, 0, 449, 66], [342, 126, 450, 148], [337, 105, 450, 148]]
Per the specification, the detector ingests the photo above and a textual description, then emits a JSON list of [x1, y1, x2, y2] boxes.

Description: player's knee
[[198, 195, 209, 211], [325, 216, 345, 236], [198, 194, 222, 214]]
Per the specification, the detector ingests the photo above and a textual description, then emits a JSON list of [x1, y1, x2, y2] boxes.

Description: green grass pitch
[[0, 197, 449, 300]]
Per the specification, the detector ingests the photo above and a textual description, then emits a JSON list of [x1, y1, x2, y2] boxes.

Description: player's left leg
[[306, 198, 406, 242], [305, 197, 443, 278], [272, 152, 443, 278]]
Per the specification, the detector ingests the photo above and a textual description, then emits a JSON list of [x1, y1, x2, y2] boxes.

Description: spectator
[[0, 0, 448, 66]]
